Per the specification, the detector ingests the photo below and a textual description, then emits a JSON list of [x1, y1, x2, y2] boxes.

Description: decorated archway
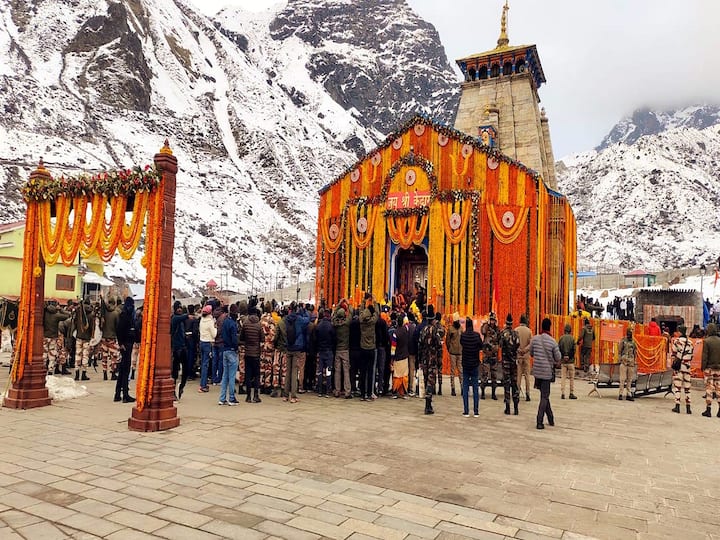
[[3, 142, 180, 432]]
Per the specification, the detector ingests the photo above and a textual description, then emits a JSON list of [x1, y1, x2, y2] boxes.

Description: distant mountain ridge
[[559, 104, 720, 272], [597, 104, 720, 150]]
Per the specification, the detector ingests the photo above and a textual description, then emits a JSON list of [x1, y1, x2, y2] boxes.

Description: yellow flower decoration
[[140, 255, 147, 268], [33, 266, 42, 278]]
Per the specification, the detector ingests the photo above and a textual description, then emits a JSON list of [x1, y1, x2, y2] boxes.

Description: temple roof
[[319, 114, 543, 195]]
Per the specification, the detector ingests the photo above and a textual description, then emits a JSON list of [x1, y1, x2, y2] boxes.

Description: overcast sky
[[188, 0, 720, 157]]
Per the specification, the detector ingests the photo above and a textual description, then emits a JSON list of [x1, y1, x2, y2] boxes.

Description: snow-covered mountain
[[558, 105, 720, 271], [0, 0, 458, 294]]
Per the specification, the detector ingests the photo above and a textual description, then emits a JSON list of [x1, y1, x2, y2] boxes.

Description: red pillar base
[[3, 361, 51, 409], [128, 376, 179, 432]]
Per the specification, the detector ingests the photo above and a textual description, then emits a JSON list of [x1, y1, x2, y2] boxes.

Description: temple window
[[479, 66, 488, 80], [503, 61, 513, 76], [490, 63, 500, 78], [516, 59, 526, 73], [468, 67, 477, 81]]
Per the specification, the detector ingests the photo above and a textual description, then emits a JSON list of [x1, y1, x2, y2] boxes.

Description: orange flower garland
[[387, 213, 428, 249], [10, 201, 40, 383], [38, 192, 148, 264], [118, 191, 149, 259], [440, 200, 472, 244], [486, 204, 529, 244], [134, 184, 164, 412], [80, 194, 106, 257], [349, 204, 379, 250]]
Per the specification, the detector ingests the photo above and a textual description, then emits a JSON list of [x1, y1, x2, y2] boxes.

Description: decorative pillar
[[4, 164, 51, 410], [128, 142, 180, 432]]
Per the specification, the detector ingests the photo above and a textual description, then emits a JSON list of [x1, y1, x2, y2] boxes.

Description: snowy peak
[[597, 104, 720, 150], [0, 0, 459, 295], [268, 0, 460, 136], [559, 105, 720, 271]]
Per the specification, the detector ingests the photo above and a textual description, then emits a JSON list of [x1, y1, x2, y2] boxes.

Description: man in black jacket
[[315, 309, 336, 397], [240, 307, 264, 403], [114, 297, 136, 403]]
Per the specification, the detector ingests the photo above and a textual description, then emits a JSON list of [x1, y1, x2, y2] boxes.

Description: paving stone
[[436, 521, 504, 540], [296, 505, 348, 526], [286, 515, 352, 539], [105, 509, 169, 533], [16, 521, 68, 540], [254, 519, 321, 540], [0, 509, 45, 528], [200, 519, 268, 540], [374, 514, 441, 539], [58, 512, 125, 537], [23, 501, 77, 521], [236, 502, 295, 523]]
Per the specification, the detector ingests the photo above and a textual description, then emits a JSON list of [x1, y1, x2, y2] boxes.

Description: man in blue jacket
[[283, 302, 310, 403], [218, 304, 240, 405]]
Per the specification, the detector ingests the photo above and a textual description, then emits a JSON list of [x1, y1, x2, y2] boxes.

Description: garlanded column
[[128, 141, 180, 432], [4, 162, 51, 410]]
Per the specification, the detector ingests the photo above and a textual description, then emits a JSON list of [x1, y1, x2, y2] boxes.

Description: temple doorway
[[394, 246, 428, 302]]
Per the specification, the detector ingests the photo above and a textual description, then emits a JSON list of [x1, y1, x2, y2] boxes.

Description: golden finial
[[497, 0, 510, 48], [36, 157, 47, 172], [159, 139, 173, 155]]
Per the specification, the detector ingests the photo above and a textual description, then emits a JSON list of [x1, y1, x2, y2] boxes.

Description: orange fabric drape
[[634, 334, 668, 373]]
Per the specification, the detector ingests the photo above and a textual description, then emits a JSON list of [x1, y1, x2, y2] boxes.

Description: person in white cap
[[198, 304, 217, 393]]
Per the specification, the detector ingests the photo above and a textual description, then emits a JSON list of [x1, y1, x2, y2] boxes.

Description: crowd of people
[[36, 288, 720, 427], [36, 292, 565, 428]]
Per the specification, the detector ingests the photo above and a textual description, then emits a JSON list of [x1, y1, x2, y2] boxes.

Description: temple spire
[[497, 0, 509, 48]]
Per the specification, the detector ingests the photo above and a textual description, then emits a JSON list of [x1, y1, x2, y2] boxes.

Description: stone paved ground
[[1, 356, 720, 540]]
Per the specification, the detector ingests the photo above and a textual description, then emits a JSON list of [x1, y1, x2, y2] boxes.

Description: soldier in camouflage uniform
[[99, 299, 120, 380], [260, 302, 277, 393], [671, 325, 694, 414], [43, 303, 70, 375], [701, 322, 720, 418], [418, 308, 445, 415], [271, 307, 289, 397], [480, 312, 500, 400], [499, 314, 520, 415]]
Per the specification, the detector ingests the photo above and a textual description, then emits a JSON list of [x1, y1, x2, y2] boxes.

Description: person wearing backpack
[[618, 328, 637, 401]]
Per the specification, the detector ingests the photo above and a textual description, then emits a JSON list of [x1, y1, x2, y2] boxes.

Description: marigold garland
[[134, 184, 164, 412], [486, 204, 529, 244], [38, 192, 149, 264], [349, 204, 379, 250], [10, 202, 41, 383], [440, 200, 472, 244]]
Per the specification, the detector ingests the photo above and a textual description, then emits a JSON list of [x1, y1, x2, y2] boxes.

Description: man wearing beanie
[[558, 323, 577, 400], [499, 314, 520, 415]]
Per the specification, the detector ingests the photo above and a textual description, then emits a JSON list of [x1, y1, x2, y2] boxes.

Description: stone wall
[[453, 72, 556, 188]]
